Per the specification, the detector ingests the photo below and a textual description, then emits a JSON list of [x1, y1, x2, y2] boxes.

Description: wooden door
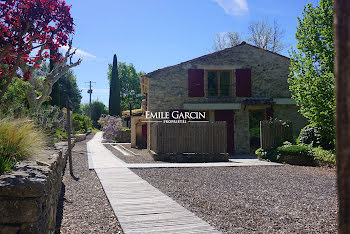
[[215, 110, 234, 153]]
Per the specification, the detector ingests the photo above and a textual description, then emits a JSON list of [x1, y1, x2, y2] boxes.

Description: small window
[[208, 71, 218, 96], [207, 70, 232, 97]]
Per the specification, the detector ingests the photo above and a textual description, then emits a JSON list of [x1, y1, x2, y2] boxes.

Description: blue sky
[[65, 0, 319, 106]]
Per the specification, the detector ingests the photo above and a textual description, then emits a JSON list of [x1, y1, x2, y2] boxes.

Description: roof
[[122, 109, 143, 116], [144, 41, 290, 78]]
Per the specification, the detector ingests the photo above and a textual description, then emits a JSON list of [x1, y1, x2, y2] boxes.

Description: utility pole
[[85, 81, 96, 118]]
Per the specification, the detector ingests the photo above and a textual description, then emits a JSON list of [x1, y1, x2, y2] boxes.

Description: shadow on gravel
[[70, 171, 79, 181], [55, 182, 65, 234]]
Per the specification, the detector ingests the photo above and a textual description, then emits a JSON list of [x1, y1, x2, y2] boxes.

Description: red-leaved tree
[[0, 0, 74, 102]]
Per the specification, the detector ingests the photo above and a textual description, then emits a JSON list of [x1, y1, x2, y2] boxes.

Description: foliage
[[29, 105, 66, 135], [0, 77, 30, 116], [108, 61, 144, 111], [109, 54, 121, 116], [0, 0, 74, 101], [0, 145, 17, 174], [256, 147, 278, 162], [0, 118, 46, 161], [80, 103, 90, 116], [89, 101, 108, 128], [212, 18, 285, 52], [49, 68, 82, 113], [297, 124, 321, 147], [55, 129, 67, 141], [311, 147, 336, 164], [72, 113, 92, 133], [288, 0, 334, 149], [98, 115, 122, 141], [257, 142, 336, 167]]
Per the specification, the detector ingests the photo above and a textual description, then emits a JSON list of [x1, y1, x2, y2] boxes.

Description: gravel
[[132, 165, 337, 233], [56, 133, 123, 234], [104, 143, 165, 164]]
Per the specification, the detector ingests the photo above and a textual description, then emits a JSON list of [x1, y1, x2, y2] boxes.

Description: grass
[[0, 117, 46, 161]]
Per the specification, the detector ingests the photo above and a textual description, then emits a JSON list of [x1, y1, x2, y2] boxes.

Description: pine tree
[[109, 54, 121, 116]]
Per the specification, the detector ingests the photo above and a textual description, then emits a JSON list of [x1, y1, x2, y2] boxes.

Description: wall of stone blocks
[[0, 145, 69, 234], [116, 130, 131, 143], [274, 105, 309, 136], [234, 110, 250, 154]]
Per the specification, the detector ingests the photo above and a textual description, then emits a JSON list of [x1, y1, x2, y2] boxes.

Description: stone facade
[[274, 105, 309, 136], [144, 42, 307, 154], [0, 144, 69, 234], [147, 43, 291, 112], [234, 110, 250, 154]]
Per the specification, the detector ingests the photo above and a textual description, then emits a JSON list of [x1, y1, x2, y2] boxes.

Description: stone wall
[[234, 110, 250, 154], [116, 130, 131, 143], [274, 105, 309, 136], [0, 145, 68, 234]]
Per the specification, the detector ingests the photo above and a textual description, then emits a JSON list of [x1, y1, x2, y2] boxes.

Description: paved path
[[87, 132, 220, 234]]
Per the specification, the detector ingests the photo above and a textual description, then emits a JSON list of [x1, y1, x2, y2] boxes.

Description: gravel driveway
[[132, 166, 337, 233], [56, 133, 123, 234]]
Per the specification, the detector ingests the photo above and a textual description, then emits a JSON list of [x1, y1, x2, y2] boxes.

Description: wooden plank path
[[87, 133, 220, 234]]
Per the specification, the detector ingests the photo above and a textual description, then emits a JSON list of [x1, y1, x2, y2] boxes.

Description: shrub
[[297, 124, 321, 147], [312, 147, 336, 165], [72, 113, 92, 133], [0, 118, 46, 161], [29, 105, 66, 134], [98, 115, 122, 141], [256, 147, 279, 162]]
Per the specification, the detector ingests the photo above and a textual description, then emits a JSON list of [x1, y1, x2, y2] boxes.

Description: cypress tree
[[109, 54, 121, 116]]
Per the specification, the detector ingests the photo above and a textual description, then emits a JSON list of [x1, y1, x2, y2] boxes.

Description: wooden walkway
[[87, 132, 220, 234]]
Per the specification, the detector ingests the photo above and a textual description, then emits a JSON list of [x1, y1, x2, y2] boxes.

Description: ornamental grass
[[0, 117, 46, 161]]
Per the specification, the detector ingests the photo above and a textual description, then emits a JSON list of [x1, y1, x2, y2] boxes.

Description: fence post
[[66, 97, 73, 175]]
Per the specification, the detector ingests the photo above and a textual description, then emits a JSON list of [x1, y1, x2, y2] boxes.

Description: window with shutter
[[236, 69, 251, 97], [188, 69, 204, 97]]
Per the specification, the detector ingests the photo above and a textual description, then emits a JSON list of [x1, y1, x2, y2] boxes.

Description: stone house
[[140, 42, 308, 154]]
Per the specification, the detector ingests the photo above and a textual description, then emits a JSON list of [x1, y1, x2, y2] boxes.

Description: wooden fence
[[260, 120, 293, 149], [150, 122, 227, 154]]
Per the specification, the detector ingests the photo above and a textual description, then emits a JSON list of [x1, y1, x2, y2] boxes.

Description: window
[[207, 70, 232, 97]]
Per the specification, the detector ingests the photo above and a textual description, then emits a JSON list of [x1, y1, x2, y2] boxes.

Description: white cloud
[[213, 0, 249, 16], [60, 45, 96, 59]]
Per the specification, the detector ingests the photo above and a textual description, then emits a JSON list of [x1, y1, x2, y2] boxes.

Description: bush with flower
[[98, 115, 122, 141]]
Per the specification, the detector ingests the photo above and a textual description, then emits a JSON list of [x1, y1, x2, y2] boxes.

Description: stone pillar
[[234, 110, 250, 154]]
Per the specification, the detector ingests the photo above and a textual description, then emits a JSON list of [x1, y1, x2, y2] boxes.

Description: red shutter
[[188, 69, 204, 97], [236, 69, 251, 97]]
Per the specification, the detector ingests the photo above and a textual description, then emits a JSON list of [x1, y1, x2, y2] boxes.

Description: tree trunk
[[335, 0, 350, 233]]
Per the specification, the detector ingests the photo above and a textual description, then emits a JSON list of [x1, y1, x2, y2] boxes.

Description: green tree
[[108, 62, 144, 111], [0, 77, 31, 117], [49, 69, 82, 113], [89, 101, 108, 128], [109, 54, 121, 116], [288, 0, 334, 148]]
